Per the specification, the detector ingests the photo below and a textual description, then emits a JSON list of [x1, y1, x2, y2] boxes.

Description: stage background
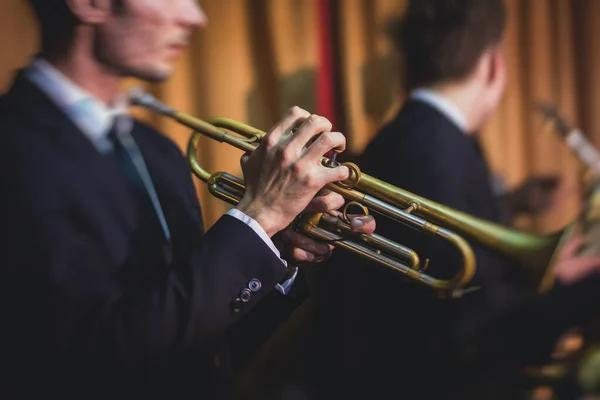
[[2, 0, 600, 233]]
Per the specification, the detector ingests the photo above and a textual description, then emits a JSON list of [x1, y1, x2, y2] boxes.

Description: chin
[[128, 64, 173, 83]]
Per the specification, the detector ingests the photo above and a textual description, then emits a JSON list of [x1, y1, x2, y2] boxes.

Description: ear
[[65, 0, 112, 24], [487, 46, 507, 90], [471, 48, 493, 85]]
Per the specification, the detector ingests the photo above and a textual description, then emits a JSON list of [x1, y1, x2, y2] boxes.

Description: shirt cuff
[[227, 208, 295, 295], [276, 267, 298, 295]]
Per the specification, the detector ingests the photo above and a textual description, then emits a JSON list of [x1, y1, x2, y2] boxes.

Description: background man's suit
[[0, 69, 305, 398], [328, 96, 526, 398]]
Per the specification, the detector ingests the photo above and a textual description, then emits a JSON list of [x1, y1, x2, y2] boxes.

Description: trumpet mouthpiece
[[128, 87, 175, 116]]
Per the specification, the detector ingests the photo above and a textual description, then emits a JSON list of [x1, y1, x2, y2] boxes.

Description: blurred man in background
[[327, 0, 563, 398]]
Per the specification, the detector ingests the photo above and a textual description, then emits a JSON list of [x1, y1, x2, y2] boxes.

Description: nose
[[178, 0, 208, 28]]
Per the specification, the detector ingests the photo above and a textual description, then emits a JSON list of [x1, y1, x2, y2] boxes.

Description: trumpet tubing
[[187, 121, 477, 294], [129, 88, 563, 295]]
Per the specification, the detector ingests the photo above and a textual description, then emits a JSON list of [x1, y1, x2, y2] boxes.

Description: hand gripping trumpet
[[129, 89, 559, 296]]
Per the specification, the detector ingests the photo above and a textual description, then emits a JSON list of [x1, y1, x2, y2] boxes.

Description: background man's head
[[396, 0, 508, 130], [28, 0, 207, 82]]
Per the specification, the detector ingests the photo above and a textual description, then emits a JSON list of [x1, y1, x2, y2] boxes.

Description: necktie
[[106, 117, 172, 264]]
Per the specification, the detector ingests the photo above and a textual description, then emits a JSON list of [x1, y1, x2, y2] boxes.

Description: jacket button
[[248, 278, 262, 292], [230, 298, 243, 313], [240, 288, 252, 303]]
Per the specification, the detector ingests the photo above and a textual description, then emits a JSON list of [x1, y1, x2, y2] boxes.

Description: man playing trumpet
[[0, 0, 374, 398]]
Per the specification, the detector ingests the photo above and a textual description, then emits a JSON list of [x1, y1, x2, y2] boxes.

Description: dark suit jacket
[[0, 71, 304, 399], [360, 98, 524, 300], [325, 99, 527, 398]]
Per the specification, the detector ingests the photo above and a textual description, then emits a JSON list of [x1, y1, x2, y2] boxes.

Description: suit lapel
[[6, 71, 136, 232]]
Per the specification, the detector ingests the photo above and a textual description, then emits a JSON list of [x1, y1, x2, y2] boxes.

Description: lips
[[166, 34, 190, 57], [167, 43, 187, 57]]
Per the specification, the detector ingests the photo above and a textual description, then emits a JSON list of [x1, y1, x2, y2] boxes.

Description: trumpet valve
[[325, 149, 342, 167], [337, 162, 361, 189], [327, 153, 337, 166]]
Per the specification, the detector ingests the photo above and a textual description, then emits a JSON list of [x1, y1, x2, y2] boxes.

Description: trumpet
[[129, 88, 563, 296]]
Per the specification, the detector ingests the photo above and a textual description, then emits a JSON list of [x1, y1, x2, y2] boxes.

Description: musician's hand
[[554, 230, 600, 285], [279, 190, 376, 263], [236, 107, 351, 237]]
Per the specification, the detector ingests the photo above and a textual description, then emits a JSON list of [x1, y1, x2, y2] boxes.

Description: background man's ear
[[489, 46, 507, 90], [65, 0, 111, 24]]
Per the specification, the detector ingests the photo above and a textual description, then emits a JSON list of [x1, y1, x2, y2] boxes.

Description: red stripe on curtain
[[317, 0, 336, 126], [317, 0, 336, 157]]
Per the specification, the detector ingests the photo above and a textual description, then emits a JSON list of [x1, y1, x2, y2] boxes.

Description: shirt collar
[[409, 88, 468, 133], [24, 57, 130, 152]]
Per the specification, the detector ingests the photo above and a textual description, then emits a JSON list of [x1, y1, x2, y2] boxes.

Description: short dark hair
[[397, 0, 507, 91], [27, 0, 76, 42]]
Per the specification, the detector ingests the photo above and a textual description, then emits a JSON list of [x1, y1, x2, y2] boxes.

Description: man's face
[[96, 0, 207, 82]]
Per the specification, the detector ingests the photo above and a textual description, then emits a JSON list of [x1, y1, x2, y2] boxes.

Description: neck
[[40, 35, 122, 106], [425, 81, 484, 134]]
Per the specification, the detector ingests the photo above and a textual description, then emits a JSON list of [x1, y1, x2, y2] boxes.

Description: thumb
[[240, 152, 251, 169]]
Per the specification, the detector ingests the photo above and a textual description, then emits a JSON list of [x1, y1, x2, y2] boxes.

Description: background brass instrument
[[531, 103, 600, 398], [538, 101, 600, 181], [130, 88, 565, 296]]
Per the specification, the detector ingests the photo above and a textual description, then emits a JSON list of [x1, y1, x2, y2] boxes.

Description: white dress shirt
[[410, 88, 468, 133], [25, 57, 297, 294]]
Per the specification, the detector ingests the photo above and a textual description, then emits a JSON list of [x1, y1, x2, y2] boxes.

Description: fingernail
[[319, 245, 331, 254], [351, 219, 364, 230]]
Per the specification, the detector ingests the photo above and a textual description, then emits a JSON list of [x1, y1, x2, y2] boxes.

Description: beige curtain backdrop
[[1, 0, 598, 233]]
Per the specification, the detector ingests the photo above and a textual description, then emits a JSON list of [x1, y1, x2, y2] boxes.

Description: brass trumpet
[[129, 88, 562, 296]]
